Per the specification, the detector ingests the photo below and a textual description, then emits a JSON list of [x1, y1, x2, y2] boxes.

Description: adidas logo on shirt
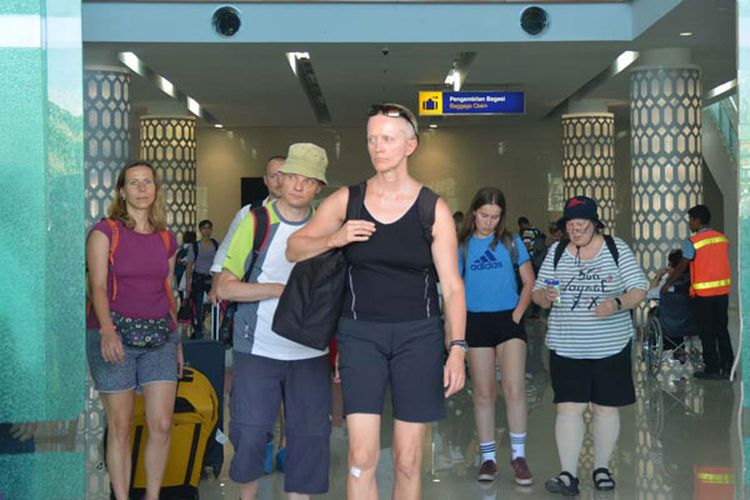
[[471, 249, 503, 271]]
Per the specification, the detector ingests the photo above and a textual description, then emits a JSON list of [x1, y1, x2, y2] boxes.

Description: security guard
[[662, 205, 733, 379]]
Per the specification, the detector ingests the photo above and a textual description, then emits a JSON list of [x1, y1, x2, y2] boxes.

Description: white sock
[[555, 413, 585, 477], [479, 441, 496, 463], [510, 432, 526, 460], [593, 411, 620, 470]]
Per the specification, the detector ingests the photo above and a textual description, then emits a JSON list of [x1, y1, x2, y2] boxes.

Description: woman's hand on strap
[[327, 220, 376, 248]]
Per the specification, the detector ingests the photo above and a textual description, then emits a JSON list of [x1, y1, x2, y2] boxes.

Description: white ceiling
[[84, 0, 736, 129]]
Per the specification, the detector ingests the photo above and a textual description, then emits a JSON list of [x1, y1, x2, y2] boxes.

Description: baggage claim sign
[[418, 91, 525, 116]]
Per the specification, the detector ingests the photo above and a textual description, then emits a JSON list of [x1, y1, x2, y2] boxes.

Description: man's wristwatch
[[449, 340, 468, 353], [614, 297, 623, 311]]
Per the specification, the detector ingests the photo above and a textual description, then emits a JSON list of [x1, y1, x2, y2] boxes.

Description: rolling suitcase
[[124, 366, 218, 499], [182, 303, 226, 478]]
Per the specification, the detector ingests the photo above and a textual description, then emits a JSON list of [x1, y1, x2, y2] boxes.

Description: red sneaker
[[511, 457, 533, 485], [477, 460, 497, 482]]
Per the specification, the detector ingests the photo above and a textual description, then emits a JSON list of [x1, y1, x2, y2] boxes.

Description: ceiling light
[[214, 124, 224, 129], [156, 75, 176, 98], [706, 79, 737, 100], [186, 96, 201, 116], [442, 52, 476, 92], [286, 52, 310, 76], [679, 32, 693, 37], [429, 124, 438, 129], [117, 51, 222, 127], [118, 51, 144, 75], [285, 52, 331, 123], [612, 50, 639, 74]]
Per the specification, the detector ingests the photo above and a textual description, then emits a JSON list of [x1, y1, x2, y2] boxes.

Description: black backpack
[[273, 183, 438, 350], [218, 206, 270, 346]]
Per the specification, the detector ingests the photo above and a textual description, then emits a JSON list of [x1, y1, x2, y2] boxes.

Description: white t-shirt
[[534, 237, 648, 359]]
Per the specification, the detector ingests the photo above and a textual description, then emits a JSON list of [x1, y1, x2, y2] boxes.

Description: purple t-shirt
[[87, 219, 177, 329]]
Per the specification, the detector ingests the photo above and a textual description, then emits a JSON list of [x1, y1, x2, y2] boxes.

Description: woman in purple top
[[86, 161, 182, 500]]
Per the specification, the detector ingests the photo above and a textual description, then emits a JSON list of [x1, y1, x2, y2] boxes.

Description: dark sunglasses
[[367, 104, 419, 138]]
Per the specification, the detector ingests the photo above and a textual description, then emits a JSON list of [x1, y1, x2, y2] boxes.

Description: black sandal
[[593, 467, 616, 491], [544, 471, 580, 496]]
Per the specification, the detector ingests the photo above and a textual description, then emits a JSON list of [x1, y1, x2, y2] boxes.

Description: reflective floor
[[199, 316, 741, 499]]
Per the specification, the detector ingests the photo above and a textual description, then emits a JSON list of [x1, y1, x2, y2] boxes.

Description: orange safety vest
[[689, 229, 731, 297]]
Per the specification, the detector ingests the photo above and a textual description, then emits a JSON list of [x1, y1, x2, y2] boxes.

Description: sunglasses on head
[[367, 104, 419, 138]]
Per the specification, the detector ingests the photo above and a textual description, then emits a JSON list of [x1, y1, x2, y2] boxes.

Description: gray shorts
[[86, 328, 179, 393], [229, 352, 331, 494], [337, 316, 446, 423]]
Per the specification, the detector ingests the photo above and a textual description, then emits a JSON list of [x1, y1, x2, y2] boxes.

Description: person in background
[[86, 161, 182, 500], [217, 143, 331, 500], [174, 230, 196, 301], [661, 204, 734, 379], [208, 155, 288, 472], [286, 103, 466, 500], [185, 219, 219, 339], [458, 187, 535, 485], [532, 196, 647, 496]]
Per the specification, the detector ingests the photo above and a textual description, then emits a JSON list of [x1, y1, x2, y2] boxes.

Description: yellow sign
[[419, 91, 443, 115]]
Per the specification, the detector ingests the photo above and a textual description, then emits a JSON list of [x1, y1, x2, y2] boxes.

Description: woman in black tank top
[[287, 103, 467, 499]]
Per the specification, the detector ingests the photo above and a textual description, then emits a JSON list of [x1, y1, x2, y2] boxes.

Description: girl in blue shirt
[[458, 187, 535, 485]]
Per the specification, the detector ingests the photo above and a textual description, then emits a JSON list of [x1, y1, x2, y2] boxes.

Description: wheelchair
[[641, 289, 701, 376]]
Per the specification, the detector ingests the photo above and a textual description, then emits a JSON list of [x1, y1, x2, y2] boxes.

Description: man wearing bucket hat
[[217, 143, 332, 499], [532, 196, 647, 495]]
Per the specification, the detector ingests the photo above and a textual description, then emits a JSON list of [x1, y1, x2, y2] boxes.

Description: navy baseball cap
[[559, 196, 605, 229]]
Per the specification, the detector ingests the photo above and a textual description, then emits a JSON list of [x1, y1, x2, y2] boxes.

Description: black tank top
[[342, 188, 440, 322]]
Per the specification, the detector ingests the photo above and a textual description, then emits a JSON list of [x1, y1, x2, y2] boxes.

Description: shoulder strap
[[158, 229, 177, 314], [553, 236, 619, 270], [603, 234, 619, 267], [553, 239, 568, 271], [508, 236, 519, 267], [416, 187, 438, 244], [211, 238, 219, 251], [192, 241, 199, 258], [104, 219, 120, 301], [346, 183, 366, 221], [241, 205, 271, 283]]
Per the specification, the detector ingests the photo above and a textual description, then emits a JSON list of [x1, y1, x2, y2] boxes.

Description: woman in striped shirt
[[532, 196, 647, 496]]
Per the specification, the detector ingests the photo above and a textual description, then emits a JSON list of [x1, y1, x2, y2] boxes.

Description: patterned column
[[84, 67, 131, 226], [140, 116, 197, 235], [630, 64, 702, 277], [562, 112, 616, 233]]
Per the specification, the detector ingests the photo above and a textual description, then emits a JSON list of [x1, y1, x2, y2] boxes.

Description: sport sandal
[[544, 471, 580, 496], [593, 467, 616, 491]]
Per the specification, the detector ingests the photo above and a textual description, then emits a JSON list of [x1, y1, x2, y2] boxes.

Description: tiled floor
[[199, 316, 741, 499]]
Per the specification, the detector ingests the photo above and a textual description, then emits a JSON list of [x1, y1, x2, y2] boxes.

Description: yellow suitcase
[[127, 367, 219, 499]]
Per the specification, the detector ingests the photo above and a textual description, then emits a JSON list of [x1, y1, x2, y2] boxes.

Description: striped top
[[534, 237, 647, 359]]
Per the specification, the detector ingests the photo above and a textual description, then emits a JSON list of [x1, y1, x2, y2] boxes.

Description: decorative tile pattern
[[630, 68, 703, 280], [562, 113, 617, 233], [140, 117, 197, 236], [84, 69, 131, 226]]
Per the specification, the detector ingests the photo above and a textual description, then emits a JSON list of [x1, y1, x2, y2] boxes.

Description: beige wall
[[196, 122, 582, 241]]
